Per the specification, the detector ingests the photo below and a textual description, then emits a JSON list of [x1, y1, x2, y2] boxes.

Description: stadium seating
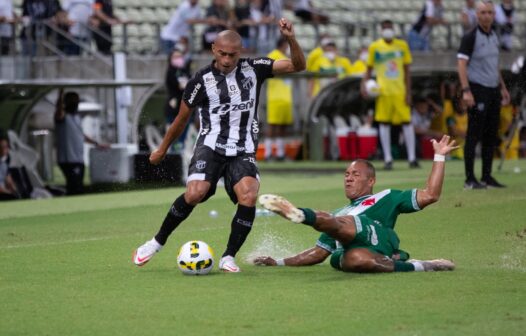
[[8, 0, 525, 54]]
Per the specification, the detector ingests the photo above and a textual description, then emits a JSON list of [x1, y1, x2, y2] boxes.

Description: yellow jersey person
[[265, 37, 294, 161], [361, 20, 417, 170]]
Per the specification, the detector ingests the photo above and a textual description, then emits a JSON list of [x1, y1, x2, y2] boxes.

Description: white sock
[[379, 124, 392, 163], [410, 261, 424, 272], [264, 138, 272, 158], [276, 137, 285, 158], [402, 124, 416, 162]]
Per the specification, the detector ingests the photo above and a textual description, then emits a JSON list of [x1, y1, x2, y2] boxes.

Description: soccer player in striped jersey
[[134, 18, 306, 272]]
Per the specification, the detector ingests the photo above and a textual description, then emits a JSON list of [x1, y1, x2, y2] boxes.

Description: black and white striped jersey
[[182, 57, 274, 156]]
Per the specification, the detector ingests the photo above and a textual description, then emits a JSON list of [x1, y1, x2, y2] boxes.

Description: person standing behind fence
[[408, 0, 447, 52], [20, 0, 62, 56], [61, 0, 94, 55], [457, 1, 510, 189], [264, 36, 293, 161], [494, 0, 515, 51], [460, 0, 477, 34], [0, 135, 18, 201], [92, 0, 122, 55], [361, 20, 418, 170], [0, 0, 15, 55], [160, 0, 203, 55]]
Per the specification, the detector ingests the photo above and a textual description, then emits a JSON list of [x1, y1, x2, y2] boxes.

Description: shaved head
[[215, 30, 242, 47], [212, 30, 243, 74]]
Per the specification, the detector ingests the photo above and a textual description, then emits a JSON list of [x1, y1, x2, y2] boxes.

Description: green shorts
[[329, 215, 402, 271]]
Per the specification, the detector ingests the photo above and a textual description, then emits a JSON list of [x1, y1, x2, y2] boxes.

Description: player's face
[[344, 162, 375, 200], [212, 40, 242, 74], [477, 3, 495, 29]]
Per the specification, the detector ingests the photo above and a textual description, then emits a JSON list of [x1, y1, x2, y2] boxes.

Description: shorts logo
[[241, 77, 254, 90], [243, 157, 256, 164], [369, 225, 379, 246], [196, 160, 206, 170]]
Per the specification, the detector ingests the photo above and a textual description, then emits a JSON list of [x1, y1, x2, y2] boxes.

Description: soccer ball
[[177, 240, 215, 275], [364, 79, 380, 98]]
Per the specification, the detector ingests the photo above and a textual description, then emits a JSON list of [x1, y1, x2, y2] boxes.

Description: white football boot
[[409, 259, 455, 271], [219, 255, 240, 273], [258, 194, 305, 223], [133, 238, 162, 266]]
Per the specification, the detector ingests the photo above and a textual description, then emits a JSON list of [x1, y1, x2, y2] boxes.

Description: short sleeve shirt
[[367, 38, 412, 96], [182, 57, 274, 156]]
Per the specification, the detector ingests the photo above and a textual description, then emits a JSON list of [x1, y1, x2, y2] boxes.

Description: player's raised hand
[[149, 148, 166, 165], [278, 18, 295, 38], [431, 135, 459, 156], [253, 256, 278, 266]]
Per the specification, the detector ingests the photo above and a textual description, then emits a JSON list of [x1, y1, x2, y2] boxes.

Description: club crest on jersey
[[196, 160, 206, 170], [361, 198, 376, 206], [241, 77, 254, 90]]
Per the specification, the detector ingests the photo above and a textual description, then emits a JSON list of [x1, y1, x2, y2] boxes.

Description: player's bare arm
[[416, 135, 459, 209], [254, 246, 331, 266], [150, 101, 193, 165], [272, 18, 306, 75]]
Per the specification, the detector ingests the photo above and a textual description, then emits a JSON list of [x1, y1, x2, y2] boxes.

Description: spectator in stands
[[498, 102, 520, 160], [233, 0, 253, 50], [291, 0, 329, 25], [308, 38, 353, 97], [361, 20, 418, 170], [0, 0, 16, 55], [164, 45, 192, 152], [20, 0, 62, 56], [92, 0, 123, 55], [306, 34, 330, 71], [250, 0, 275, 53], [349, 44, 370, 76], [60, 0, 94, 55], [457, 0, 510, 189], [494, 0, 515, 51], [408, 0, 447, 52], [430, 80, 455, 137], [0, 135, 18, 201], [202, 0, 233, 51], [460, 0, 477, 34], [160, 0, 203, 55], [412, 95, 444, 141], [55, 89, 108, 195], [265, 36, 293, 161]]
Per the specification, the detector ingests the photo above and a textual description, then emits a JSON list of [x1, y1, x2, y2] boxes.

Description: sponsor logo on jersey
[[196, 160, 206, 170], [188, 83, 202, 104], [252, 119, 259, 134], [211, 99, 254, 114], [228, 84, 240, 96], [253, 59, 271, 65], [200, 127, 210, 135], [205, 77, 216, 84], [241, 77, 254, 90]]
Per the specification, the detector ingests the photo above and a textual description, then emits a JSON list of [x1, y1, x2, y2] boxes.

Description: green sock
[[394, 261, 415, 272], [298, 208, 316, 226]]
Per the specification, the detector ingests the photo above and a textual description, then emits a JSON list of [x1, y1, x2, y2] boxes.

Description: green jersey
[[316, 189, 420, 254]]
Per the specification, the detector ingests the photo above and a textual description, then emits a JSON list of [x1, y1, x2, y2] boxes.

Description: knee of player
[[185, 183, 210, 204], [236, 189, 258, 206], [340, 249, 374, 273]]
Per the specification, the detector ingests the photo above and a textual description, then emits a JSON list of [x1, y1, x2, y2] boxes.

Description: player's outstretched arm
[[272, 18, 306, 75], [254, 246, 331, 266], [150, 101, 193, 165], [416, 135, 459, 209]]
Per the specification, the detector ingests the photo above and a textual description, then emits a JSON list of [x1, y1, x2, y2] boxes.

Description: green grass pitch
[[1, 160, 526, 335]]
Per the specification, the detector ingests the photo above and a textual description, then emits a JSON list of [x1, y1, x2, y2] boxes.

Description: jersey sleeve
[[392, 189, 421, 213], [249, 57, 275, 81], [402, 40, 412, 65], [458, 29, 476, 60], [316, 233, 337, 253], [182, 75, 205, 108]]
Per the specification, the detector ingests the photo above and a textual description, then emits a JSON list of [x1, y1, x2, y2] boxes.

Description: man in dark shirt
[[457, 0, 510, 189]]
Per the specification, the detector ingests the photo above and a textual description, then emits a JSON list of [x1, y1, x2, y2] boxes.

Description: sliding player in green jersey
[[255, 135, 458, 273]]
